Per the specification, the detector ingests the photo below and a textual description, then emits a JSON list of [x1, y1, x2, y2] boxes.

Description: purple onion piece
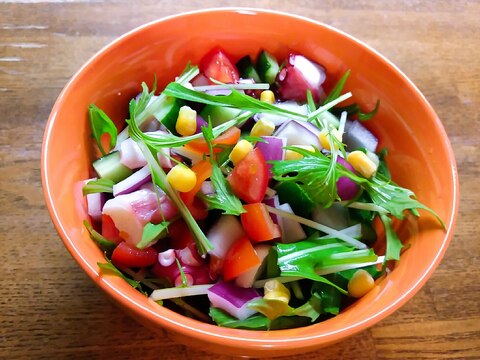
[[277, 203, 306, 243], [207, 215, 246, 259], [119, 138, 147, 169], [277, 54, 326, 103], [255, 136, 286, 178], [195, 114, 208, 134], [262, 195, 280, 224], [113, 165, 152, 197], [208, 282, 261, 320], [344, 120, 378, 153], [253, 101, 309, 126], [86, 191, 104, 222], [274, 119, 321, 148], [336, 157, 360, 201]]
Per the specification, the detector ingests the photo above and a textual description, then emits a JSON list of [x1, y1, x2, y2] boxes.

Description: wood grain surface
[[1, 1, 479, 359]]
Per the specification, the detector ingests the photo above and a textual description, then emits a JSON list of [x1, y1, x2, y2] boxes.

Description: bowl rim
[[41, 6, 459, 351]]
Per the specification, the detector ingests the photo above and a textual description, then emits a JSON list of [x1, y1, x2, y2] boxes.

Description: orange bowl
[[41, 8, 458, 357]]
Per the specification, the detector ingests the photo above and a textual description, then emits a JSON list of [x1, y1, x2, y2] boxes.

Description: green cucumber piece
[[256, 50, 279, 84], [200, 105, 242, 127], [236, 55, 261, 83], [153, 96, 184, 135], [92, 151, 132, 183]]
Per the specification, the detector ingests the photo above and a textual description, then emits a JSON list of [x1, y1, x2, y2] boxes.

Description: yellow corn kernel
[[348, 269, 375, 298], [175, 106, 197, 136], [284, 145, 315, 161], [319, 128, 342, 151], [166, 164, 197, 192], [250, 118, 275, 138], [346, 150, 378, 178], [229, 139, 253, 165], [264, 280, 290, 304], [260, 90, 275, 104]]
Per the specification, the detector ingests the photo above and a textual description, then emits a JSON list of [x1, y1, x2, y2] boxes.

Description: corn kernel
[[348, 269, 375, 298], [284, 145, 315, 161], [319, 128, 343, 151], [260, 90, 275, 104], [229, 139, 253, 165], [346, 150, 378, 178], [175, 106, 197, 136], [264, 280, 290, 304], [166, 164, 197, 192], [250, 118, 275, 138]]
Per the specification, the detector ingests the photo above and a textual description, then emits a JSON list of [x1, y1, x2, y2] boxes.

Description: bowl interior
[[42, 8, 458, 356]]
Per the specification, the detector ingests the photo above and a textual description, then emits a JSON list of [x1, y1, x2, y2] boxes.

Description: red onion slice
[[255, 136, 286, 177], [277, 54, 326, 103], [273, 119, 322, 148], [119, 138, 147, 169], [277, 203, 306, 243], [254, 101, 309, 126], [113, 165, 152, 197], [336, 156, 360, 200], [344, 120, 378, 153], [208, 282, 261, 320]]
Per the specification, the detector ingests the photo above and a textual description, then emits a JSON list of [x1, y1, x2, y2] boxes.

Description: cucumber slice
[[93, 151, 132, 183], [200, 105, 242, 127], [153, 96, 184, 135], [236, 55, 261, 83], [256, 50, 279, 84]]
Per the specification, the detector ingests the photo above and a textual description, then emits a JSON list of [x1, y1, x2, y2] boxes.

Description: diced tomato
[[240, 203, 281, 242], [167, 219, 195, 250], [181, 160, 213, 205], [223, 236, 260, 281], [227, 148, 268, 203], [185, 127, 241, 154], [200, 48, 240, 84], [101, 214, 123, 244], [111, 242, 158, 268]]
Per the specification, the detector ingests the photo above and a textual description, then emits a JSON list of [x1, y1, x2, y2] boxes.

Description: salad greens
[[83, 48, 444, 330]]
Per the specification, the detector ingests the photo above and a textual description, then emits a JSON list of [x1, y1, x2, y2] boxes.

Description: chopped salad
[[82, 48, 443, 330]]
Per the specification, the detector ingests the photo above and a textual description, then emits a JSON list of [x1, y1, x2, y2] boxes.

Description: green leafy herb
[[83, 220, 116, 253], [275, 241, 351, 294], [331, 100, 380, 121], [322, 70, 351, 105], [82, 178, 115, 196], [292, 292, 323, 321], [163, 82, 308, 121], [200, 121, 245, 216], [97, 259, 141, 289], [312, 276, 344, 315], [128, 111, 250, 149], [209, 308, 270, 329], [362, 174, 443, 224], [88, 104, 118, 155], [136, 221, 169, 249], [271, 147, 340, 208], [209, 308, 312, 330], [376, 148, 391, 180], [379, 213, 404, 261]]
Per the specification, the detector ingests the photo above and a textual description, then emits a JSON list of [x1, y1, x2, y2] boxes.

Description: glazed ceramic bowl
[[42, 8, 458, 357]]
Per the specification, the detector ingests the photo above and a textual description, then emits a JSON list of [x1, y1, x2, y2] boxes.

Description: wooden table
[[1, 1, 479, 359]]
